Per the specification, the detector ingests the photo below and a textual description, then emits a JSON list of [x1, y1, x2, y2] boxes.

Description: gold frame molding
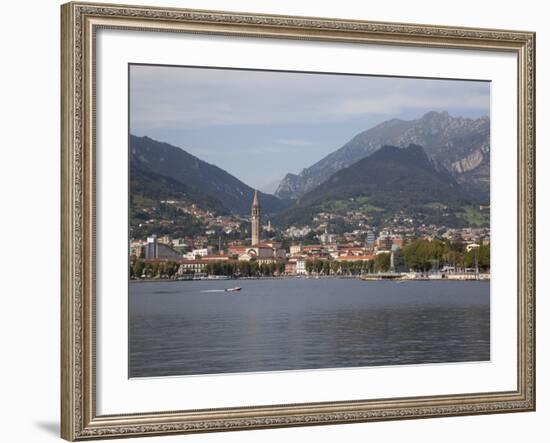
[[61, 2, 536, 440]]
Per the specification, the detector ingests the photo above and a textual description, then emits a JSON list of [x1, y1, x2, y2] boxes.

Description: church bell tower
[[251, 190, 260, 245]]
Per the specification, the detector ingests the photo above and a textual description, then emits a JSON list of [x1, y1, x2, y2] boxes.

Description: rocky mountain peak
[[274, 111, 490, 201]]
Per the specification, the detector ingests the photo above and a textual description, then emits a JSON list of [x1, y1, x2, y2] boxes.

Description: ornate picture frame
[[61, 2, 535, 440]]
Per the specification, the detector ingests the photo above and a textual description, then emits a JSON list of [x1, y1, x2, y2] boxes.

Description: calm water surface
[[129, 279, 490, 377]]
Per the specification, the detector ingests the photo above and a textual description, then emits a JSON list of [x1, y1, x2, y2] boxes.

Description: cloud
[[318, 92, 490, 118], [277, 139, 315, 147], [130, 65, 490, 132]]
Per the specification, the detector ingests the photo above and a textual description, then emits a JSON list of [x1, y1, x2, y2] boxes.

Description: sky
[[129, 64, 490, 193]]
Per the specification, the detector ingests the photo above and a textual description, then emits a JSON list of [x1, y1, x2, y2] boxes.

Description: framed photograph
[[61, 2, 536, 440]]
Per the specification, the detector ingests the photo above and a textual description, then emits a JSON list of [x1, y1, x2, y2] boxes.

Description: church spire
[[251, 190, 260, 245]]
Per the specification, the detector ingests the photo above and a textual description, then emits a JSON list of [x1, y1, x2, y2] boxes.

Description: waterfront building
[[336, 254, 375, 262], [145, 235, 158, 259], [236, 243, 286, 263], [184, 246, 215, 260], [201, 254, 230, 261], [285, 256, 307, 275], [145, 235, 181, 259], [178, 260, 209, 273], [156, 244, 183, 259], [285, 260, 297, 274], [296, 257, 307, 275]]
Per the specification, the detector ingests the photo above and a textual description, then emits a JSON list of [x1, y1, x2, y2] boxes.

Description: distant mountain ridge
[[130, 135, 289, 215], [301, 144, 466, 205], [275, 111, 490, 201], [130, 154, 227, 214], [275, 144, 484, 228]]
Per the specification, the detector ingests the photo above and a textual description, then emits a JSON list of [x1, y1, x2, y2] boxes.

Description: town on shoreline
[[132, 274, 490, 283], [130, 191, 490, 282]]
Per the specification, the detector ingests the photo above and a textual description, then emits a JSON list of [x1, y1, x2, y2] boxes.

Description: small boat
[[225, 287, 242, 292]]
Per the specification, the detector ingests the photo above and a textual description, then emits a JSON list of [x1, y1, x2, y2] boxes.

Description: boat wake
[[200, 287, 242, 293]]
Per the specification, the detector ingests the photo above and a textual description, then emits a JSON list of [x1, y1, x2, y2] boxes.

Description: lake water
[[129, 279, 490, 377]]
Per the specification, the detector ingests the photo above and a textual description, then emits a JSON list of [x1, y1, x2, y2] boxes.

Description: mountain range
[[130, 110, 490, 233], [275, 111, 490, 201], [130, 154, 228, 214], [130, 135, 289, 215], [274, 144, 485, 228]]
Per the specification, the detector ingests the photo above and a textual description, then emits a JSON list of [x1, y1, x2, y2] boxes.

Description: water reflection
[[129, 279, 489, 377]]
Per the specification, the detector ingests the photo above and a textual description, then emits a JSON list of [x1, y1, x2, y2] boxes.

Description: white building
[[319, 231, 335, 244], [184, 246, 215, 260], [285, 226, 311, 238], [296, 257, 307, 275]]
